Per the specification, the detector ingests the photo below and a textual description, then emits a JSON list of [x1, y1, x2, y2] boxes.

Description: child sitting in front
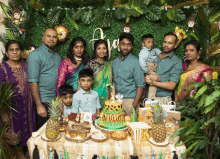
[[71, 68, 101, 118], [139, 34, 162, 98], [58, 84, 74, 115]]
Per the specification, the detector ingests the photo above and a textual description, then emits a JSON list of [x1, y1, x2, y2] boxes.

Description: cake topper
[[116, 93, 123, 102], [110, 93, 116, 103]]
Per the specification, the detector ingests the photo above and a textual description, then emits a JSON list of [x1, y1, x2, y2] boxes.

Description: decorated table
[[27, 120, 186, 159]]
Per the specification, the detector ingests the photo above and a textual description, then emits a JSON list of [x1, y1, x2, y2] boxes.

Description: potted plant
[[0, 82, 16, 159], [171, 78, 220, 159]]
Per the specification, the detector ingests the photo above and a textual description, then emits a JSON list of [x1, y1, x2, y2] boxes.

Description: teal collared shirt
[[112, 53, 145, 98], [27, 44, 62, 103], [71, 88, 101, 114], [63, 103, 72, 116], [156, 52, 183, 97]]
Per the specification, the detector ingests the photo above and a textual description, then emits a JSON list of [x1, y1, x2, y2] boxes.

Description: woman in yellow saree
[[176, 40, 212, 101], [86, 39, 112, 110]]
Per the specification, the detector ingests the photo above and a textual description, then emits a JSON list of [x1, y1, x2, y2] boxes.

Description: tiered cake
[[97, 94, 126, 130]]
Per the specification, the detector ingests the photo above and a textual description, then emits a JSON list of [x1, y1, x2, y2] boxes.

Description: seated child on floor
[[71, 68, 101, 119], [58, 84, 74, 115], [138, 34, 162, 98]]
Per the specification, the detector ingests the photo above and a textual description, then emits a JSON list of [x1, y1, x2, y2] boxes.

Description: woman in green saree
[[86, 39, 112, 110]]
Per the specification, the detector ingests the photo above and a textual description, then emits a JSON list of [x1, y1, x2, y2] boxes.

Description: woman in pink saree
[[176, 40, 212, 101], [56, 37, 90, 96]]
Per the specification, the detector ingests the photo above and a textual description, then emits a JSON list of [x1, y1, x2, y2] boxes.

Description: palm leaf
[[72, 8, 85, 20], [81, 9, 94, 25], [174, 9, 186, 22], [113, 6, 126, 19], [145, 5, 161, 21], [94, 7, 112, 28], [47, 8, 66, 25]]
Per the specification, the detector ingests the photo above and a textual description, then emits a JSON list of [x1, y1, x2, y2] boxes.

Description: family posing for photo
[[0, 27, 212, 158]]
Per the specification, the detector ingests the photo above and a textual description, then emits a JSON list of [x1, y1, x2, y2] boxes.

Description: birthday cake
[[97, 94, 126, 130]]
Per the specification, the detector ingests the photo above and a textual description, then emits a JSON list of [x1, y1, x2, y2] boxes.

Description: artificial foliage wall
[[32, 15, 190, 60]]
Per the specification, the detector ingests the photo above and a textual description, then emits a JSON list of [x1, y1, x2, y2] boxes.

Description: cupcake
[[69, 130, 78, 138], [65, 126, 70, 135], [79, 130, 87, 138]]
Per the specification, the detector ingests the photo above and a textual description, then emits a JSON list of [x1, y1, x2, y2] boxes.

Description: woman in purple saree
[[0, 40, 35, 159]]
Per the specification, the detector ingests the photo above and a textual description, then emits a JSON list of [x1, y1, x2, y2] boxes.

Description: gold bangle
[[36, 105, 44, 109]]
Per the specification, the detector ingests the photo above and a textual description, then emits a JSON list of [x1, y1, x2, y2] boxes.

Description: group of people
[[0, 27, 213, 158]]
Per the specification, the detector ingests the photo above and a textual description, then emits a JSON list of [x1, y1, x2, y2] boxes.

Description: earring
[[197, 56, 200, 60]]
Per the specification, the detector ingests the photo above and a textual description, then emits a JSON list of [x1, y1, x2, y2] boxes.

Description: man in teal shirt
[[113, 33, 145, 116], [145, 32, 183, 103], [28, 28, 62, 129]]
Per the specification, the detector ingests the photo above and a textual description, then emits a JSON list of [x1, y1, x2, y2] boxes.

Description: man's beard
[[163, 47, 174, 54], [45, 44, 56, 50]]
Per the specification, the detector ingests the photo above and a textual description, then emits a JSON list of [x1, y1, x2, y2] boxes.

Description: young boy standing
[[58, 84, 74, 115], [139, 34, 162, 98], [71, 69, 101, 117]]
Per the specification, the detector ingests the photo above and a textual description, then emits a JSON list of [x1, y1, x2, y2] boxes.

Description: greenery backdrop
[[31, 15, 189, 60]]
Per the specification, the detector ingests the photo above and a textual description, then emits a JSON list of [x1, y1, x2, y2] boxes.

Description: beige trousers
[[146, 63, 157, 98], [155, 96, 172, 105], [122, 98, 139, 117]]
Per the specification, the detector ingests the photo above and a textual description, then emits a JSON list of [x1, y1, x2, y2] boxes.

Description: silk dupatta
[[65, 63, 85, 93], [92, 61, 112, 109], [177, 64, 212, 101]]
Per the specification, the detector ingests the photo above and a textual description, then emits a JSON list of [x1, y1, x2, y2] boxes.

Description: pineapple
[[150, 103, 166, 143], [45, 98, 61, 139]]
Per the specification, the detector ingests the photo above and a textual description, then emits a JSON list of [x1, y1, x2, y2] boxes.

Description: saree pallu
[[177, 63, 212, 101], [65, 63, 85, 93], [0, 61, 35, 146], [86, 60, 112, 110], [57, 58, 85, 96]]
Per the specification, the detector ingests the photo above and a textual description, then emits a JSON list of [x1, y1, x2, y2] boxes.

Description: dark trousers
[[33, 102, 49, 130]]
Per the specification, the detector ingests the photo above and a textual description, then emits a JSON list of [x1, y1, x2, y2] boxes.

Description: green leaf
[[113, 7, 126, 19], [68, 17, 78, 31], [0, 2, 12, 19], [94, 7, 112, 28], [210, 89, 220, 100], [47, 8, 66, 25], [204, 95, 214, 106], [198, 94, 208, 108], [191, 140, 202, 156], [170, 127, 185, 139], [166, 9, 176, 21], [183, 140, 200, 156], [174, 9, 186, 22], [81, 10, 94, 25], [124, 8, 141, 17], [205, 101, 217, 114], [194, 85, 208, 99], [184, 124, 197, 136], [4, 29, 19, 41], [145, 5, 162, 21], [198, 8, 210, 26], [72, 8, 85, 20]]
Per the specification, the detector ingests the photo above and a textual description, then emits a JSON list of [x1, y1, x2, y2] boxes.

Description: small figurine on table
[[152, 153, 156, 159], [179, 150, 184, 159], [76, 114, 80, 122], [159, 152, 163, 159], [145, 154, 149, 159], [49, 148, 53, 159], [116, 93, 123, 102], [172, 151, 178, 159], [59, 150, 63, 159]]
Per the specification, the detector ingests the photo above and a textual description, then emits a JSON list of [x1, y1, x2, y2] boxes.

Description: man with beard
[[28, 28, 62, 130], [145, 32, 183, 103], [112, 33, 145, 116]]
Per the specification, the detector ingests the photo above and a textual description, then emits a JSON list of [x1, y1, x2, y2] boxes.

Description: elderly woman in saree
[[86, 39, 112, 110], [175, 40, 212, 101], [0, 40, 35, 159], [57, 37, 90, 96]]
